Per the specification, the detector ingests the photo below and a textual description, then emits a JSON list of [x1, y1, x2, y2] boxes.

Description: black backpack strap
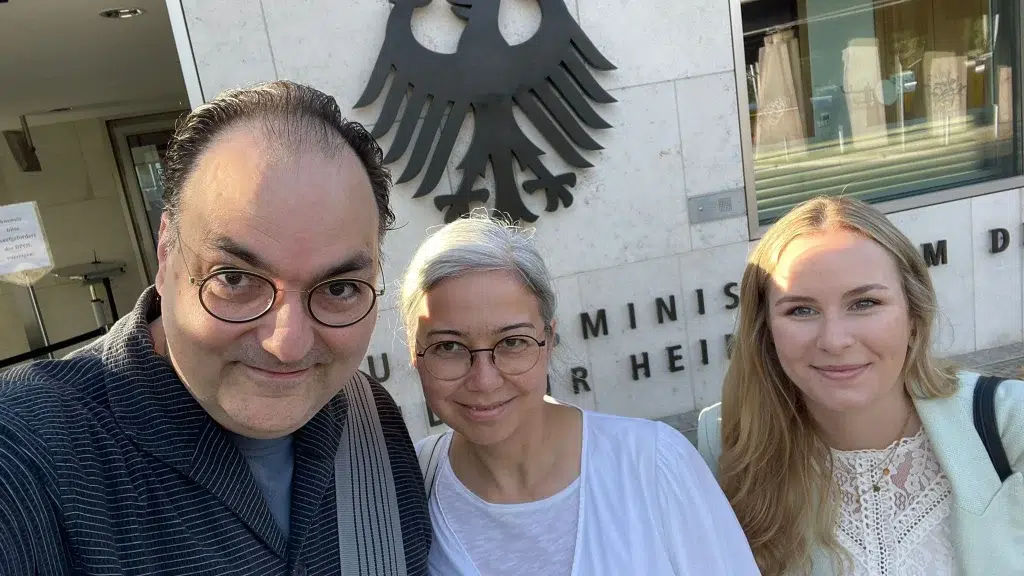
[[973, 375, 1014, 482]]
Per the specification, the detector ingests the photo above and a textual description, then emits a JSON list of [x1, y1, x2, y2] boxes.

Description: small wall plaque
[[687, 188, 747, 224]]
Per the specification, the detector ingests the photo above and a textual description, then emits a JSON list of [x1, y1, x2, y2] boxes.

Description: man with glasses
[[0, 81, 430, 575]]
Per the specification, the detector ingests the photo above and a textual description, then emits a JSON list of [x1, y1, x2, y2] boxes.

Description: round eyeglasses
[[190, 269, 383, 327], [416, 335, 546, 381], [177, 237, 384, 327]]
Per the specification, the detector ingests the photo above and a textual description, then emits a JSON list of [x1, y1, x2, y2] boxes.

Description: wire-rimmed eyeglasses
[[176, 237, 384, 328], [416, 335, 546, 381]]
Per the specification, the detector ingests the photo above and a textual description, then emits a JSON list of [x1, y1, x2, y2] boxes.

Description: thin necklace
[[841, 409, 915, 493]]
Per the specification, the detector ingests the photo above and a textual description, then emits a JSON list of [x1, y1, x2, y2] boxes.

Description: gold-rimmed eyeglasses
[[176, 236, 384, 328], [416, 335, 546, 380]]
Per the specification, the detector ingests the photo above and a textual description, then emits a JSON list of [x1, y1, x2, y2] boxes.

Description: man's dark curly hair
[[160, 80, 395, 245]]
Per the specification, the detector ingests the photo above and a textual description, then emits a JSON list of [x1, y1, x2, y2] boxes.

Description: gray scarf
[[334, 371, 408, 575]]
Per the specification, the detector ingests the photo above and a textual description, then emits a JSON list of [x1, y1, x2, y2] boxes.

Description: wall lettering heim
[[355, 0, 616, 223]]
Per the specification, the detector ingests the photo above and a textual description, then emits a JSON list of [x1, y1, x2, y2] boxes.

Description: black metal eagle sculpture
[[355, 0, 616, 223]]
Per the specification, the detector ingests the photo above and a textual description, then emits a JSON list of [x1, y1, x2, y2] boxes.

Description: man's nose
[[260, 293, 315, 364]]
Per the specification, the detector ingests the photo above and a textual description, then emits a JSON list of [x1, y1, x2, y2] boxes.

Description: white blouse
[[831, 429, 955, 575], [416, 410, 760, 576]]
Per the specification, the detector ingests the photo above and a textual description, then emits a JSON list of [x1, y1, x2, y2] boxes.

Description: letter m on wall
[[921, 240, 948, 267], [580, 310, 608, 340]]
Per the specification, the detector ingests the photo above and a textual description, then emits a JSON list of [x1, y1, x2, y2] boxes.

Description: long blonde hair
[[719, 196, 959, 574]]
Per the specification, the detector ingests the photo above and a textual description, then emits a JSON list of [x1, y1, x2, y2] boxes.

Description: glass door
[[108, 113, 184, 283]]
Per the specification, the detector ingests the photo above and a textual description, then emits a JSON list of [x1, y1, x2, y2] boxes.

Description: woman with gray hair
[[400, 213, 757, 575]]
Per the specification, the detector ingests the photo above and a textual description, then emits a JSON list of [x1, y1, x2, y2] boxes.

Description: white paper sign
[[0, 201, 54, 285]]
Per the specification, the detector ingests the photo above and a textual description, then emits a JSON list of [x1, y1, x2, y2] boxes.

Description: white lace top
[[831, 429, 955, 575]]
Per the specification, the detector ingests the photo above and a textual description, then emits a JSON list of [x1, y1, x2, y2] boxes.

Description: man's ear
[[154, 213, 174, 295]]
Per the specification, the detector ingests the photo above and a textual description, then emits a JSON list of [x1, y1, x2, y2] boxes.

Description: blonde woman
[[400, 214, 758, 575], [698, 196, 1024, 575]]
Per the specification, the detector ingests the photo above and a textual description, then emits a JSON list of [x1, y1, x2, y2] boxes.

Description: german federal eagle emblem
[[355, 0, 616, 223]]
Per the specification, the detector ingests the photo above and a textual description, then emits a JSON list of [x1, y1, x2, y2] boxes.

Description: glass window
[[740, 0, 1023, 225], [126, 131, 174, 252]]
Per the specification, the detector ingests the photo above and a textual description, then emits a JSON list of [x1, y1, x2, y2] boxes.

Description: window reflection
[[741, 0, 1022, 224]]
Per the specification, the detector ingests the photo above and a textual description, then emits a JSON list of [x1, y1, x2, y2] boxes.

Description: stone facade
[[176, 0, 1024, 441]]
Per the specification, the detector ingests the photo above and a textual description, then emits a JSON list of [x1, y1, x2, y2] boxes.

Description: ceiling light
[[99, 8, 145, 19]]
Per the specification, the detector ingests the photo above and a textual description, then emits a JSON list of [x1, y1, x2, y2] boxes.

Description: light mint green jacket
[[697, 371, 1024, 575]]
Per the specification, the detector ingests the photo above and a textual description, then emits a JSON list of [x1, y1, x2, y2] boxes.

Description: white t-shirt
[[415, 410, 759, 576], [439, 455, 580, 575]]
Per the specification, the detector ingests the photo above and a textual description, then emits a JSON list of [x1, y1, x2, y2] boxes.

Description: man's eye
[[222, 273, 247, 286], [211, 271, 256, 290], [324, 281, 359, 299]]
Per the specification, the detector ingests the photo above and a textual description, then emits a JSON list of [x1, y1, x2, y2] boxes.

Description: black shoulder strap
[[973, 375, 1014, 482]]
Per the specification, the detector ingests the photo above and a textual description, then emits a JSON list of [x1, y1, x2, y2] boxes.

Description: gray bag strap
[[335, 372, 407, 576], [417, 432, 449, 499]]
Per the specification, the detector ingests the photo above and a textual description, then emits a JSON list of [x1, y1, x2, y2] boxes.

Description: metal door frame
[[107, 112, 185, 284]]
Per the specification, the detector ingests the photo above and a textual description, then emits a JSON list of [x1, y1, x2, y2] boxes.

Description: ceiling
[[0, 0, 188, 128]]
